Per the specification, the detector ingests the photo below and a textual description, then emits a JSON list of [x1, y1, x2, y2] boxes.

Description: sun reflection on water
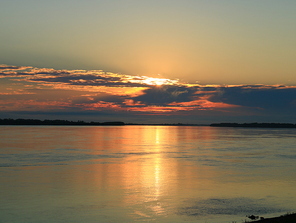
[[137, 127, 167, 215], [86, 126, 220, 219]]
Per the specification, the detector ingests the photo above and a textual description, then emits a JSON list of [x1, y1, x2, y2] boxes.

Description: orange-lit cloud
[[0, 64, 296, 123], [168, 96, 241, 110]]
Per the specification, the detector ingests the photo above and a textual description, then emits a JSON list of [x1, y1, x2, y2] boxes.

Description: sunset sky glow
[[1, 65, 295, 124], [0, 0, 295, 123]]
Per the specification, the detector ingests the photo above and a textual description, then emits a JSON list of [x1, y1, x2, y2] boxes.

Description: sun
[[141, 77, 166, 86], [126, 74, 179, 86], [139, 76, 179, 86]]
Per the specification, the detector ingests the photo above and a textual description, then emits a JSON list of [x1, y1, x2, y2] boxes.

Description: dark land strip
[[1, 119, 296, 128], [0, 118, 124, 125], [250, 213, 296, 223]]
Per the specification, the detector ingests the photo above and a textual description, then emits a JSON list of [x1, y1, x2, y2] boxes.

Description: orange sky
[[1, 1, 295, 85], [0, 1, 296, 123], [1, 64, 295, 124]]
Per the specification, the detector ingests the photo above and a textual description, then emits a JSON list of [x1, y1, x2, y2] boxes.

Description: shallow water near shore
[[1, 126, 296, 223]]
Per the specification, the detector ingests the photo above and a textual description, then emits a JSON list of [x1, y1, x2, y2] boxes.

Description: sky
[[0, 0, 296, 124]]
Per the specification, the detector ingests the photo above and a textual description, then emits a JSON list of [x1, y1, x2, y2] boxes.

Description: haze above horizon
[[1, 0, 296, 85]]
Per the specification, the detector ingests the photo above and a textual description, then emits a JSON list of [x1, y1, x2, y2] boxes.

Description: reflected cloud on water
[[178, 197, 289, 217]]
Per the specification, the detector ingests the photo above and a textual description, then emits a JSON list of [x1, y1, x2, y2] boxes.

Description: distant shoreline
[[1, 119, 296, 128], [0, 118, 125, 126], [0, 118, 205, 126]]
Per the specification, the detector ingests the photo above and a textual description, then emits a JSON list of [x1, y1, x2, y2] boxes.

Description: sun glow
[[142, 77, 167, 86], [129, 76, 179, 86]]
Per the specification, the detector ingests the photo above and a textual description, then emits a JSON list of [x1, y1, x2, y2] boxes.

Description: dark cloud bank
[[0, 65, 295, 124]]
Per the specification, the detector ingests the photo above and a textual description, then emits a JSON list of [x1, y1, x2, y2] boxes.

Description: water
[[0, 126, 296, 223]]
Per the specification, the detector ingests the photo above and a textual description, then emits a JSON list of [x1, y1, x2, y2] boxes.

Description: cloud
[[208, 85, 296, 111], [71, 93, 125, 105], [1, 64, 296, 123], [0, 64, 32, 71], [24, 69, 156, 88], [133, 85, 197, 105], [0, 65, 181, 88]]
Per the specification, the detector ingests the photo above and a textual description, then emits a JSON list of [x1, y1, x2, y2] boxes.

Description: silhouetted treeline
[[0, 118, 124, 126], [210, 122, 296, 128]]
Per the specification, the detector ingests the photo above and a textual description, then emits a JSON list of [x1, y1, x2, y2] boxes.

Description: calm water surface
[[1, 126, 296, 223]]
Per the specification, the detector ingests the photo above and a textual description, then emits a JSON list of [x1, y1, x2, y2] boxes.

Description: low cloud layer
[[0, 64, 295, 123]]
